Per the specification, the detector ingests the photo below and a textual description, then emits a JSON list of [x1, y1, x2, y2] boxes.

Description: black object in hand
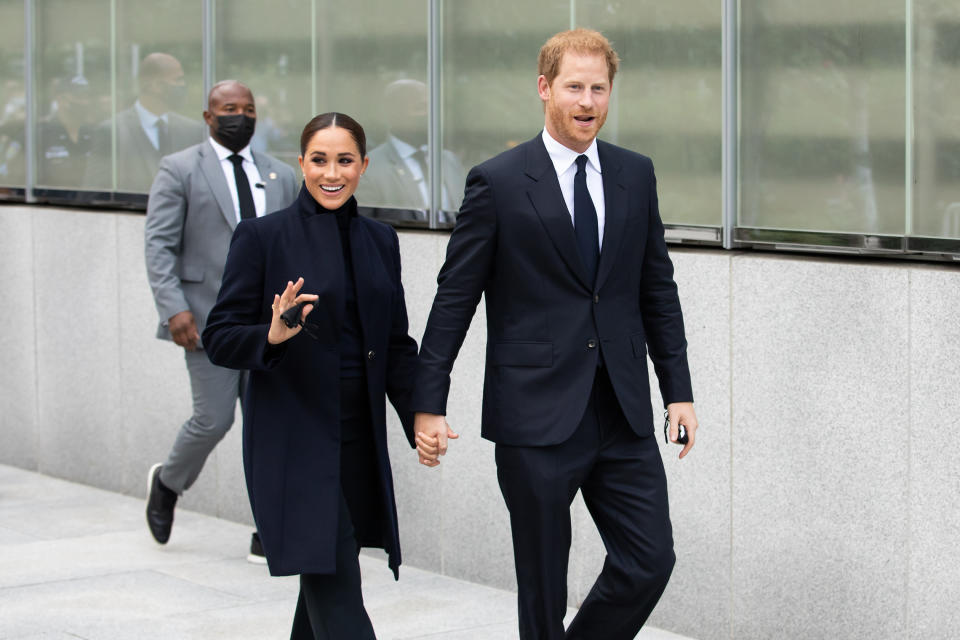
[[279, 300, 320, 340], [663, 411, 689, 445]]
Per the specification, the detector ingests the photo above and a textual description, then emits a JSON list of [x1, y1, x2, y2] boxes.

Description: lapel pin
[[269, 172, 277, 180]]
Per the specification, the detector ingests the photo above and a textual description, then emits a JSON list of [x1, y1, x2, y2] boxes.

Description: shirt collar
[[208, 136, 254, 164], [541, 128, 601, 176], [134, 100, 167, 130], [388, 134, 421, 160]]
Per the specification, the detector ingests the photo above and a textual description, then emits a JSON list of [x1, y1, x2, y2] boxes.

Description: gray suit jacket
[[144, 139, 299, 342], [87, 106, 204, 192], [358, 140, 466, 221]]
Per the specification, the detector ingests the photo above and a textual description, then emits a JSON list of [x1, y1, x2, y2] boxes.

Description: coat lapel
[[253, 151, 293, 213], [524, 137, 592, 291], [595, 142, 627, 291], [198, 141, 239, 230]]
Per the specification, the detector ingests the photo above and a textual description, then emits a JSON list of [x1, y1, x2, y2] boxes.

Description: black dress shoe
[[247, 531, 267, 564], [146, 463, 178, 544]]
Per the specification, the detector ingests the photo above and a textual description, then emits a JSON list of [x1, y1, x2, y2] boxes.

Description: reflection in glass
[[739, 2, 907, 235], [85, 0, 203, 193], [37, 75, 95, 188], [318, 0, 430, 222], [913, 1, 960, 239], [577, 1, 722, 227], [0, 0, 26, 191], [361, 79, 466, 222], [215, 0, 311, 172], [34, 0, 110, 192]]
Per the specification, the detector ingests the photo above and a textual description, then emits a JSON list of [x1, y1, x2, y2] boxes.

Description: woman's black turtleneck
[[316, 196, 365, 378]]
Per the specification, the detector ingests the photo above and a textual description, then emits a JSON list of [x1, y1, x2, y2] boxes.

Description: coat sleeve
[[637, 157, 693, 406], [144, 156, 190, 325], [411, 164, 497, 415], [202, 219, 287, 370], [384, 229, 420, 447]]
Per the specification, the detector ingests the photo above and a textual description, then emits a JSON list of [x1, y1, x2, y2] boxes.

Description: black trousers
[[290, 377, 380, 640], [495, 366, 675, 640]]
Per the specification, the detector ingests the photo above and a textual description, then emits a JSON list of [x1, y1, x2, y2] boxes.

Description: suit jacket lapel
[[524, 136, 592, 291], [198, 141, 239, 230], [595, 142, 627, 291], [253, 151, 288, 213]]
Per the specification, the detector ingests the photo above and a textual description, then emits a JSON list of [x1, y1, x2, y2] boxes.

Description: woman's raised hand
[[267, 277, 318, 345]]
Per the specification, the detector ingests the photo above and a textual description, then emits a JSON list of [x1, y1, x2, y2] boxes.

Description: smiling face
[[538, 51, 611, 153], [298, 126, 370, 210]]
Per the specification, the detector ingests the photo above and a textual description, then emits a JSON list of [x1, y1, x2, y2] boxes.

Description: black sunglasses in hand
[[280, 300, 321, 340], [663, 410, 689, 445]]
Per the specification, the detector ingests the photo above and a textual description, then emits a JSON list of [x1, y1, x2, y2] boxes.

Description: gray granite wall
[[1, 203, 957, 639]]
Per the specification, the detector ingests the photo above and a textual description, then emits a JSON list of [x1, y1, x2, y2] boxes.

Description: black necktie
[[574, 155, 599, 284], [229, 154, 256, 220], [156, 118, 170, 155]]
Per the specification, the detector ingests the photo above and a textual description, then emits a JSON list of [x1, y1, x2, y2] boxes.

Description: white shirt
[[134, 100, 167, 151], [208, 137, 266, 222], [541, 129, 605, 250]]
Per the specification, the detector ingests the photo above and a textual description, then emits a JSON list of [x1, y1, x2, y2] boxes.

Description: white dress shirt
[[541, 129, 605, 250], [134, 100, 167, 151], [208, 137, 266, 222]]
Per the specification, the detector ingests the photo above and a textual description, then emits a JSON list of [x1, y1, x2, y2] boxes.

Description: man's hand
[[168, 310, 200, 351], [666, 401, 698, 459], [414, 412, 459, 467]]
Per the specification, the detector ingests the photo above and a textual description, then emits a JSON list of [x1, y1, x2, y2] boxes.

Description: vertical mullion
[[722, 0, 738, 249], [23, 0, 35, 201], [311, 0, 317, 116], [110, 0, 117, 190], [904, 0, 913, 237], [203, 0, 214, 104], [428, 0, 441, 228]]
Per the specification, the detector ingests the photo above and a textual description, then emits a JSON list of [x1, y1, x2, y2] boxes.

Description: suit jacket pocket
[[630, 332, 647, 358], [179, 263, 204, 283], [492, 341, 553, 367]]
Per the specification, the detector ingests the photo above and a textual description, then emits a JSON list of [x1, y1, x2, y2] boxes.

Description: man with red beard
[[412, 29, 699, 639]]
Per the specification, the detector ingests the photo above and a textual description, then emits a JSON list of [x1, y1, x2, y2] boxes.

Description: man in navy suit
[[412, 29, 699, 640]]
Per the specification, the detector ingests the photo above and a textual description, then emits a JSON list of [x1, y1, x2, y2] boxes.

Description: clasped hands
[[415, 401, 698, 466]]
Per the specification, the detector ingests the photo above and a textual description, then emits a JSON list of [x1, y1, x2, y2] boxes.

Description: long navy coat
[[203, 186, 418, 578]]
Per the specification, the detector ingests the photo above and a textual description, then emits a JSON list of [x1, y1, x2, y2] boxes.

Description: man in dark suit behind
[[412, 29, 699, 640], [85, 52, 202, 192]]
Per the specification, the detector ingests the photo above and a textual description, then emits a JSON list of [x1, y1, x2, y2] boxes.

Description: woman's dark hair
[[299, 112, 367, 158]]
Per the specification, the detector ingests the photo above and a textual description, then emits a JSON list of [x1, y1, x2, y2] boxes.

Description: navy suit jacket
[[412, 134, 693, 446], [203, 187, 418, 578]]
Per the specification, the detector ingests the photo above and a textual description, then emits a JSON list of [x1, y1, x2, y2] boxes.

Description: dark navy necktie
[[228, 154, 256, 220], [574, 154, 599, 284]]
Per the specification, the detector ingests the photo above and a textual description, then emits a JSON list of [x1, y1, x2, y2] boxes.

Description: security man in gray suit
[[144, 80, 298, 561]]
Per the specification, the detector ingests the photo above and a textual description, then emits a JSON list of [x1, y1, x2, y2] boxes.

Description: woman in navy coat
[[203, 112, 418, 639]]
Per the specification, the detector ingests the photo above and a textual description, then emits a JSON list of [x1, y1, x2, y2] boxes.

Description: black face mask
[[214, 114, 256, 152]]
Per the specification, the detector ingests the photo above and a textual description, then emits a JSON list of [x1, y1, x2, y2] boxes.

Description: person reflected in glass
[[359, 79, 466, 223], [0, 79, 26, 186], [86, 52, 203, 192], [202, 112, 419, 639], [36, 76, 95, 189]]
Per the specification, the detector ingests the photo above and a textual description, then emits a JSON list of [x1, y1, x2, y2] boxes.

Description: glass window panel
[[215, 0, 312, 176], [318, 0, 430, 223], [34, 0, 111, 193], [105, 0, 203, 194], [0, 0, 25, 193], [577, 1, 722, 227], [913, 1, 960, 239], [441, 1, 568, 222], [739, 1, 907, 235]]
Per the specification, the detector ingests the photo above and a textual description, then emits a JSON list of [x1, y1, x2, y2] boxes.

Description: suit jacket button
[[587, 339, 597, 349], [367, 350, 376, 360], [593, 294, 599, 303]]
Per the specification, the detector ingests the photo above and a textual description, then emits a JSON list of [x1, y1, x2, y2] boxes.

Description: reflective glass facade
[[1, 0, 957, 259]]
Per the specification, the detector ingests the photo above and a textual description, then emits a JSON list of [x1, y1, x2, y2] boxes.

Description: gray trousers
[[159, 348, 248, 495]]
